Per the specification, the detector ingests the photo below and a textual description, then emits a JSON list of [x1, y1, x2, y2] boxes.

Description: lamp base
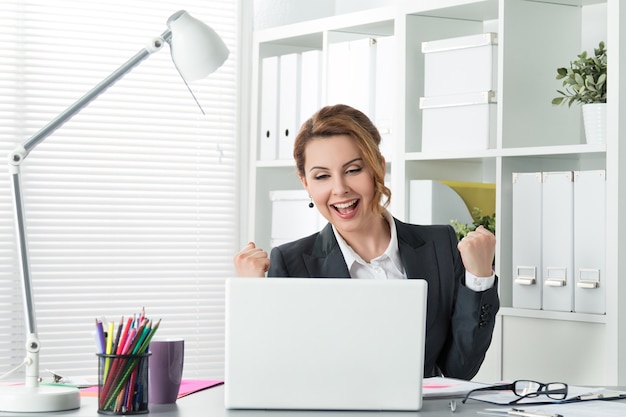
[[0, 384, 80, 412]]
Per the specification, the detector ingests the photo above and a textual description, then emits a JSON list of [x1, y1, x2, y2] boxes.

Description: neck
[[340, 214, 391, 262]]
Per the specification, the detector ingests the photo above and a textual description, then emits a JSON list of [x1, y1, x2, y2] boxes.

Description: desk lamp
[[0, 10, 228, 412]]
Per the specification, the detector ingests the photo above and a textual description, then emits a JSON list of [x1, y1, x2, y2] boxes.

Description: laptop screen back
[[224, 278, 428, 411]]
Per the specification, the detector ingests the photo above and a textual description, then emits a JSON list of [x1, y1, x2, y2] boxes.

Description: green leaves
[[450, 207, 496, 241], [552, 41, 607, 107]]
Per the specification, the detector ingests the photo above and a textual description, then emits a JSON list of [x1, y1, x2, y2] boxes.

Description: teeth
[[334, 200, 357, 209]]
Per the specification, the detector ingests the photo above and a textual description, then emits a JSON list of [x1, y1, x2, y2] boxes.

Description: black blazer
[[268, 217, 499, 380]]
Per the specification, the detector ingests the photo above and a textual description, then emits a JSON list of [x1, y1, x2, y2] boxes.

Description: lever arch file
[[574, 170, 606, 314], [277, 53, 301, 160], [542, 171, 574, 312], [299, 49, 322, 126], [259, 56, 279, 161], [512, 172, 543, 310], [327, 37, 375, 117], [374, 36, 395, 159]]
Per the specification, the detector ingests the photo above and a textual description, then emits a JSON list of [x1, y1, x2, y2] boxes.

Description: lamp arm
[[13, 28, 172, 160], [7, 28, 171, 388]]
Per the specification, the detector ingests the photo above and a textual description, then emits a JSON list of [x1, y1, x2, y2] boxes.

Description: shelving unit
[[245, 0, 626, 385]]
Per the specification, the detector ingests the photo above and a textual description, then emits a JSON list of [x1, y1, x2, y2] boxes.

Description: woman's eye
[[313, 173, 329, 180], [346, 167, 362, 175]]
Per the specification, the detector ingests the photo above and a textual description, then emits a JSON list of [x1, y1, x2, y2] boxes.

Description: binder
[[541, 171, 574, 312], [327, 40, 351, 106], [299, 49, 322, 125], [374, 36, 395, 160], [327, 38, 375, 115], [277, 53, 301, 160], [573, 170, 606, 314], [511, 172, 543, 310], [348, 37, 374, 115], [259, 56, 279, 161]]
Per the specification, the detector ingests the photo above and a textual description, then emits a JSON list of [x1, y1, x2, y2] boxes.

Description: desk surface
[[5, 384, 626, 417], [0, 384, 516, 417]]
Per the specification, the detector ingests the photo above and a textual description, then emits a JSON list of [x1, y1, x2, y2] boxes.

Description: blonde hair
[[294, 104, 391, 215]]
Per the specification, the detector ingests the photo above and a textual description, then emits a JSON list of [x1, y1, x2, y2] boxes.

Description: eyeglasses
[[462, 380, 568, 405]]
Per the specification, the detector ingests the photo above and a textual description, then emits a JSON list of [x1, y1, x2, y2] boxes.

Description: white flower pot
[[582, 103, 607, 145]]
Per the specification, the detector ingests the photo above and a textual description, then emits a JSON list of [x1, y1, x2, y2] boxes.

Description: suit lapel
[[303, 223, 351, 278]]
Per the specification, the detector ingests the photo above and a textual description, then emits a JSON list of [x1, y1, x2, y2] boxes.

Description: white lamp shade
[[167, 10, 230, 82]]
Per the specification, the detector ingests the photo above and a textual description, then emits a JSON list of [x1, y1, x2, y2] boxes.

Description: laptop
[[224, 278, 428, 411]]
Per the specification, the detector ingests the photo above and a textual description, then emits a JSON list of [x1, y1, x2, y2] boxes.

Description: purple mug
[[148, 338, 184, 404]]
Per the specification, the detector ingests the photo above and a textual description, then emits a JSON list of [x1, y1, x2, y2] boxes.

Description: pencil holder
[[97, 352, 151, 414]]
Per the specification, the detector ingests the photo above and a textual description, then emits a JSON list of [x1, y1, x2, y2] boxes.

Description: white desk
[[4, 384, 625, 417]]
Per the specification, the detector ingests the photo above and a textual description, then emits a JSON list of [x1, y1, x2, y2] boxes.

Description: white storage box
[[270, 190, 326, 247], [422, 32, 497, 97], [420, 91, 496, 152]]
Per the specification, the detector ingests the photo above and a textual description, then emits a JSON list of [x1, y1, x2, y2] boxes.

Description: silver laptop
[[224, 278, 428, 411]]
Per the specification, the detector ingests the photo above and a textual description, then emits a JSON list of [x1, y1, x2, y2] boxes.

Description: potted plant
[[552, 41, 607, 144], [451, 207, 496, 265], [450, 207, 496, 241]]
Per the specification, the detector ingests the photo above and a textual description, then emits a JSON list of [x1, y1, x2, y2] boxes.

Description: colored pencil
[[104, 320, 114, 379], [95, 319, 106, 354], [111, 316, 123, 354]]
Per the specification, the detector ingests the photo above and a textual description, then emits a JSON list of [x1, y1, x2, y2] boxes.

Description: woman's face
[[300, 134, 380, 235]]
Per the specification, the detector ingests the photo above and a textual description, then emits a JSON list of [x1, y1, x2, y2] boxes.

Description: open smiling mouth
[[332, 199, 359, 215]]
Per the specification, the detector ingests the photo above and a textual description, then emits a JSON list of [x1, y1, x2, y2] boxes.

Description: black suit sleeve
[[437, 226, 499, 379], [268, 245, 290, 277]]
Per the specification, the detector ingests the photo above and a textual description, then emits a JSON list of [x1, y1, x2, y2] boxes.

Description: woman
[[234, 104, 499, 380]]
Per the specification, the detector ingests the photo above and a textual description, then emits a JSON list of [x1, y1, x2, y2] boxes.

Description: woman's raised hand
[[233, 242, 270, 277], [457, 225, 496, 278]]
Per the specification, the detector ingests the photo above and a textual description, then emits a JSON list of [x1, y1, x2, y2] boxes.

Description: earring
[[308, 197, 314, 208]]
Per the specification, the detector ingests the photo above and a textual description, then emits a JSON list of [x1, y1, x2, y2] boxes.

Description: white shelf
[[499, 144, 606, 157], [253, 6, 395, 44], [499, 307, 607, 324], [405, 144, 606, 161], [405, 149, 499, 161], [247, 0, 623, 386], [402, 0, 498, 21]]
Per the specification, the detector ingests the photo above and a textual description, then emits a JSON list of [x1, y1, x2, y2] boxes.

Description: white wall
[[582, 3, 607, 52]]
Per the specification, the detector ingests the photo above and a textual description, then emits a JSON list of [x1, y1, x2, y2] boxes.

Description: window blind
[[0, 0, 237, 380]]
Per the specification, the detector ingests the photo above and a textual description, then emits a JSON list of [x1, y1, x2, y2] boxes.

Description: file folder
[[327, 40, 351, 107], [277, 53, 301, 160], [574, 170, 606, 314], [299, 49, 322, 126], [327, 38, 375, 116], [511, 172, 543, 310], [259, 56, 279, 161], [374, 36, 395, 160], [347, 37, 374, 116], [541, 171, 574, 312]]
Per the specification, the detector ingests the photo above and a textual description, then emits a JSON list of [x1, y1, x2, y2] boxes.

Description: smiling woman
[[0, 0, 238, 381], [233, 104, 500, 380]]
